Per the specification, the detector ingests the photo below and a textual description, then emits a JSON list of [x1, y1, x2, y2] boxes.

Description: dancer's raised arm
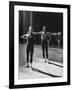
[[20, 33, 29, 39]]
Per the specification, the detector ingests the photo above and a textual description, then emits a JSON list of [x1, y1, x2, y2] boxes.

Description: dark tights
[[42, 40, 48, 59], [26, 45, 34, 64]]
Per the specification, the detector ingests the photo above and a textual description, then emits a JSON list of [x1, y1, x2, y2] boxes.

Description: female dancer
[[21, 26, 35, 68]]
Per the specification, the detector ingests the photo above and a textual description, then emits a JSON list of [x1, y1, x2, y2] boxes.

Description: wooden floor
[[19, 44, 63, 80]]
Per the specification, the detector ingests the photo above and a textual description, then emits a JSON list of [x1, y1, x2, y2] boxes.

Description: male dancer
[[35, 26, 49, 62], [41, 26, 49, 62]]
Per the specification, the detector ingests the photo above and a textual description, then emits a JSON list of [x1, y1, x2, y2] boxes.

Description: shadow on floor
[[32, 68, 62, 77]]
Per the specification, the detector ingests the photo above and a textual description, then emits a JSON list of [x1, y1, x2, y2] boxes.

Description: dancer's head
[[43, 26, 47, 33]]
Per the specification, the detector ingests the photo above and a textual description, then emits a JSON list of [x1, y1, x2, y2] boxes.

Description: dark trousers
[[42, 40, 48, 59], [26, 45, 34, 64]]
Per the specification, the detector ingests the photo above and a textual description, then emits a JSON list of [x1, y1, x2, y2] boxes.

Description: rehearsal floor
[[19, 44, 63, 79]]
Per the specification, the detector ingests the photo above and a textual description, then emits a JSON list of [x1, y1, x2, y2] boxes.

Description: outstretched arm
[[47, 32, 50, 34], [33, 31, 42, 35]]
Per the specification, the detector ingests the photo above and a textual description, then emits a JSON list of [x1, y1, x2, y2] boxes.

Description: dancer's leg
[[42, 42, 45, 58], [46, 44, 48, 59], [25, 45, 29, 68], [30, 46, 34, 68]]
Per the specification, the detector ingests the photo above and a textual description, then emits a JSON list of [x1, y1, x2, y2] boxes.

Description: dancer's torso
[[41, 32, 48, 45], [27, 33, 35, 46], [41, 32, 48, 41]]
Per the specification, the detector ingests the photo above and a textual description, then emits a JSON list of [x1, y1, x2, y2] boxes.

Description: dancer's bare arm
[[32, 31, 42, 35], [20, 33, 28, 39], [47, 32, 50, 34]]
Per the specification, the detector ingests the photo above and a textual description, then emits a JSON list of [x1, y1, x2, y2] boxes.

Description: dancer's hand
[[20, 34, 27, 39]]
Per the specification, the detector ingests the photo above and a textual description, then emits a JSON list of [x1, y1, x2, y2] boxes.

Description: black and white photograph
[[19, 11, 63, 79], [9, 1, 70, 88]]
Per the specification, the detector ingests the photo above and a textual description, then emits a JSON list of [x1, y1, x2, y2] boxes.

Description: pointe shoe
[[44, 60, 47, 62], [30, 63, 32, 68], [25, 64, 29, 68], [44, 58, 47, 62], [47, 59, 49, 63]]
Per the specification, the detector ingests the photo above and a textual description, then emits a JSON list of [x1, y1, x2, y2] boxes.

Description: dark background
[[19, 11, 63, 47]]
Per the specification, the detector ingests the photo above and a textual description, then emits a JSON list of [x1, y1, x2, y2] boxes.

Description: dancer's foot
[[25, 64, 29, 68], [44, 60, 47, 62], [44, 58, 47, 62], [47, 58, 49, 63], [30, 63, 32, 68]]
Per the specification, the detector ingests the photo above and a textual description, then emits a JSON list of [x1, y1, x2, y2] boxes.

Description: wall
[[0, 0, 72, 90]]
